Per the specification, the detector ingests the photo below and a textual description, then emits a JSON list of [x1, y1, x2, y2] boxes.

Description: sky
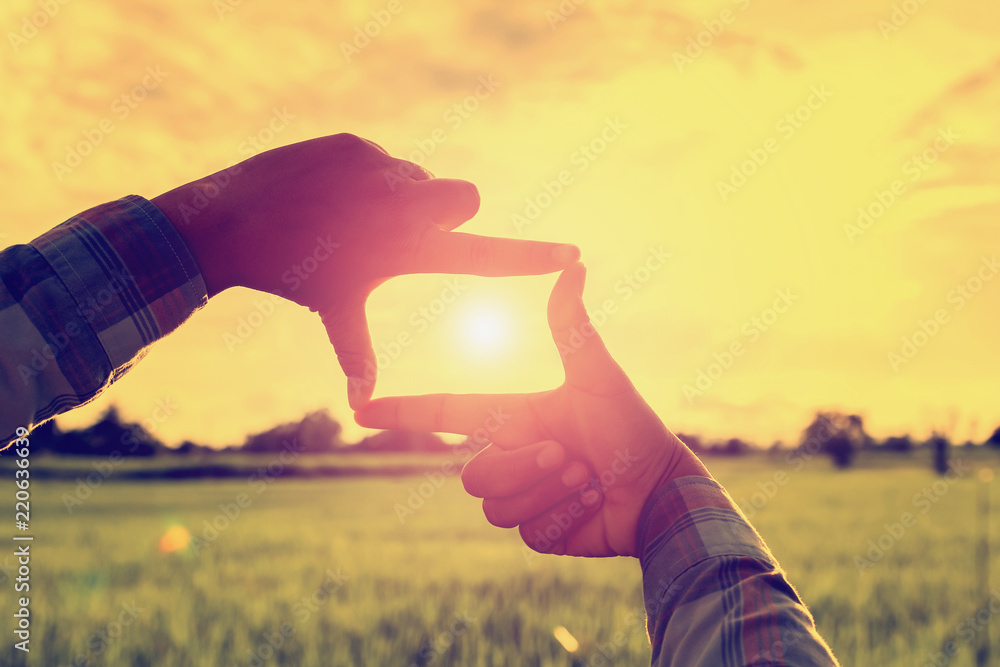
[[1, 0, 998, 448]]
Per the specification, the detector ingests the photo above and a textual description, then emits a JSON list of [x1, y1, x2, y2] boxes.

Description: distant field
[[0, 450, 468, 479], [1, 452, 999, 666]]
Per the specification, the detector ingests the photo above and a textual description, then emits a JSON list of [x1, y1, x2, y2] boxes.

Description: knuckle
[[433, 394, 451, 432], [326, 132, 367, 150], [482, 499, 502, 527], [466, 236, 495, 274], [335, 349, 368, 376]]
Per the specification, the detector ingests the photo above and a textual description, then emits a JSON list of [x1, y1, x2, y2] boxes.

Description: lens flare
[[553, 625, 579, 653], [158, 525, 191, 553]]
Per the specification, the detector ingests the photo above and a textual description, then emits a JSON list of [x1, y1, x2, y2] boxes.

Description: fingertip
[[461, 468, 480, 497], [550, 262, 587, 312], [483, 498, 518, 529], [353, 399, 382, 427], [519, 524, 551, 554], [460, 452, 489, 497], [560, 462, 590, 489], [447, 179, 480, 221], [347, 375, 373, 411], [535, 441, 565, 470], [464, 180, 481, 213], [566, 260, 586, 291], [551, 244, 581, 265], [409, 178, 480, 231]]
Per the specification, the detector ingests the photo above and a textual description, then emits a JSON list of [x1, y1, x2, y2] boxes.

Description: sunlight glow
[[459, 304, 510, 356], [13, 1, 998, 447]]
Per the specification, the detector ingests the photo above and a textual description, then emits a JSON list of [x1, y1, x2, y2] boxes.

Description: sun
[[458, 303, 511, 357]]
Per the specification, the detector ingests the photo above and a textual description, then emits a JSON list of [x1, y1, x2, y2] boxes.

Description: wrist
[[151, 182, 232, 299], [629, 435, 710, 557], [659, 433, 711, 488]]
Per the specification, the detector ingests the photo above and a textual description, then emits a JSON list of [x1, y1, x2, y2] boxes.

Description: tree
[[242, 409, 344, 454], [799, 411, 871, 469], [987, 426, 1000, 448], [45, 406, 162, 456], [356, 430, 449, 453], [172, 440, 212, 455], [882, 435, 913, 453], [929, 433, 951, 475], [722, 438, 750, 456]]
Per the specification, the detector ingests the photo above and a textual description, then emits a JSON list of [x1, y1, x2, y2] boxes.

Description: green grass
[[2, 454, 999, 665]]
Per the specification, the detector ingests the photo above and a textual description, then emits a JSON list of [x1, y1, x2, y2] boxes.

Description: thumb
[[319, 298, 377, 410], [399, 177, 480, 231], [547, 262, 630, 392]]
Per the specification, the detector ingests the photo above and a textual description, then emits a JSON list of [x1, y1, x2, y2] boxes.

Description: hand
[[355, 262, 710, 557], [151, 134, 580, 408]]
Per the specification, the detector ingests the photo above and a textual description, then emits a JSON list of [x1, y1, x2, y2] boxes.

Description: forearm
[[0, 196, 207, 448], [639, 476, 839, 667]]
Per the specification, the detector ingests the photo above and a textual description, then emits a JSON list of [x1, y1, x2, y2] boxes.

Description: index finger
[[412, 230, 581, 277], [354, 393, 545, 446]]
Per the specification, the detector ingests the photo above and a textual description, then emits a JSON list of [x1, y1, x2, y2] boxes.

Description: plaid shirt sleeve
[[638, 476, 840, 667], [0, 195, 207, 449]]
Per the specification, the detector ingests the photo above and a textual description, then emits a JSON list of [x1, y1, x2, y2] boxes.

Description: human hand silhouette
[[355, 262, 709, 557], [152, 133, 579, 408]]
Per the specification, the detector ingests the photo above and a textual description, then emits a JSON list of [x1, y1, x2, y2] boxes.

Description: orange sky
[[2, 0, 998, 447]]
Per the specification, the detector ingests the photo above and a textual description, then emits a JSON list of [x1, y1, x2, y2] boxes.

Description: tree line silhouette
[[16, 407, 1000, 474]]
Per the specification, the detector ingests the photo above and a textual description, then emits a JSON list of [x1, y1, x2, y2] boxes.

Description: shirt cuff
[[29, 194, 208, 378], [637, 476, 777, 608]]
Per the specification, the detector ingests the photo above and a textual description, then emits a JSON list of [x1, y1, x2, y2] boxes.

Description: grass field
[[2, 452, 999, 666]]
